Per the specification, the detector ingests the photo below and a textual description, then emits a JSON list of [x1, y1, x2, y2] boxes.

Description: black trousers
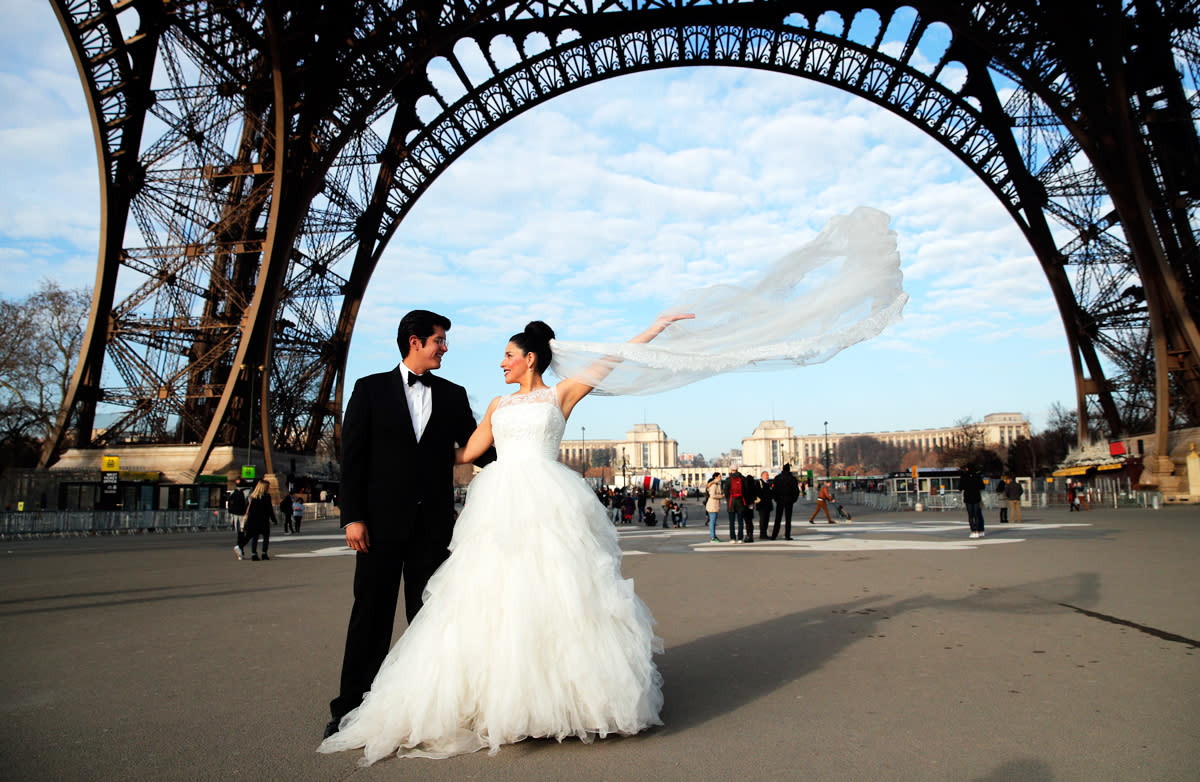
[[758, 506, 772, 539], [772, 502, 794, 539], [236, 525, 269, 553], [329, 519, 448, 723]]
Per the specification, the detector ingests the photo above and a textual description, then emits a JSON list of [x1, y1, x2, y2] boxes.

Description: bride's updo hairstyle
[[509, 321, 555, 374]]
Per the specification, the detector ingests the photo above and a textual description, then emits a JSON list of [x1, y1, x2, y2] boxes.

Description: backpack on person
[[226, 489, 247, 516]]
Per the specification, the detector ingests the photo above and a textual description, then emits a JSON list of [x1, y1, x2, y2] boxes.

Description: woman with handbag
[[704, 472, 724, 542], [237, 480, 278, 561]]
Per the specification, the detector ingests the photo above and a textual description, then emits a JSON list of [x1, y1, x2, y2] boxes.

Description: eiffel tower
[[42, 1, 1200, 491]]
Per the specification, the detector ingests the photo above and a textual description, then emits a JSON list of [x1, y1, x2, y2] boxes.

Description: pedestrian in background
[[756, 470, 774, 540], [995, 477, 1008, 523], [237, 480, 277, 561], [722, 467, 748, 543], [292, 494, 305, 533], [1004, 478, 1024, 523], [961, 464, 985, 539], [772, 464, 800, 539], [704, 472, 723, 542], [741, 470, 759, 543], [280, 491, 294, 534], [226, 486, 248, 551], [809, 481, 836, 524]]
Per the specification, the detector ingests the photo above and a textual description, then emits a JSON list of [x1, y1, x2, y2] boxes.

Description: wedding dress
[[318, 386, 664, 763]]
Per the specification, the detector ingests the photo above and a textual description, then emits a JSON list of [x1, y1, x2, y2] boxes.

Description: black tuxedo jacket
[[340, 366, 491, 547]]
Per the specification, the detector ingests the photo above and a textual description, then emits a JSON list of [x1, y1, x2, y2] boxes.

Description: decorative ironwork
[[43, 0, 1200, 485]]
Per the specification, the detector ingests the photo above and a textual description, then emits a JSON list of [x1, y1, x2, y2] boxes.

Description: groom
[[325, 309, 494, 738]]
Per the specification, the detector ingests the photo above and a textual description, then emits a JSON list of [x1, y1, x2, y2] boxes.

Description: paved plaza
[[1, 501, 1197, 781]]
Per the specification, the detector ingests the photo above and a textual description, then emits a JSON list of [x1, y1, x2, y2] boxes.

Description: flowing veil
[[548, 206, 909, 395]]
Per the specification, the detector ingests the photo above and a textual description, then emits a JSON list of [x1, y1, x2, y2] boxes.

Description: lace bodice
[[490, 387, 565, 461]]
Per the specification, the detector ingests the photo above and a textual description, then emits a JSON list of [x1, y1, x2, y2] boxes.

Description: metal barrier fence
[[1, 502, 340, 538], [847, 489, 1165, 513], [849, 492, 905, 512]]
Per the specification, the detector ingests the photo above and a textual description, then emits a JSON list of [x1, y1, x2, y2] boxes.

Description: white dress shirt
[[401, 365, 432, 441]]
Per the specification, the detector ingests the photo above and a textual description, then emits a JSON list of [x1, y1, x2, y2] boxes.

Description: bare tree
[[0, 280, 90, 465], [838, 434, 903, 473]]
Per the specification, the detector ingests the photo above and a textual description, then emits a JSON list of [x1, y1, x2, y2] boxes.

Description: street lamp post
[[823, 420, 831, 479], [243, 363, 261, 473], [581, 425, 586, 475]]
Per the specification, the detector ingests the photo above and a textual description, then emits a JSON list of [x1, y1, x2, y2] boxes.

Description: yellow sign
[[102, 455, 120, 472], [241, 465, 257, 480]]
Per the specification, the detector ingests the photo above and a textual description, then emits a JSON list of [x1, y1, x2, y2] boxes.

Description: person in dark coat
[[279, 491, 294, 534], [621, 493, 636, 524], [741, 470, 760, 542], [771, 464, 801, 540], [756, 470, 775, 541], [995, 477, 1008, 523], [237, 480, 277, 561], [961, 464, 985, 539]]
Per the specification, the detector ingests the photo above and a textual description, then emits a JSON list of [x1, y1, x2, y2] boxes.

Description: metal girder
[[44, 0, 1200, 487]]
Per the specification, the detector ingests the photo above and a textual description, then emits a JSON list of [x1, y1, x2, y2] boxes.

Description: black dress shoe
[[323, 720, 340, 739]]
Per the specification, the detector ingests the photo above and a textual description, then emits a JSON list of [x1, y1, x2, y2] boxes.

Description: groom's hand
[[345, 521, 370, 553]]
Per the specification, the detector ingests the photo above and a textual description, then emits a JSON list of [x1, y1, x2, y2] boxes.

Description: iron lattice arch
[[44, 0, 1200, 482]]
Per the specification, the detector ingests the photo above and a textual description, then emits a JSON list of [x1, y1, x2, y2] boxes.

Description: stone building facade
[[740, 413, 1032, 472]]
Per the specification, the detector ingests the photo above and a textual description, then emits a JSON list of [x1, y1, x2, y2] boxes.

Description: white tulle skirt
[[318, 453, 664, 764]]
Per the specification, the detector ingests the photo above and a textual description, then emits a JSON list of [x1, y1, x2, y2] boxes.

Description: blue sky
[[1, 4, 1077, 459]]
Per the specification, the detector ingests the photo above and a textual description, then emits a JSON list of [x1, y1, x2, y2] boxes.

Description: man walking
[[809, 482, 836, 524], [324, 310, 494, 740]]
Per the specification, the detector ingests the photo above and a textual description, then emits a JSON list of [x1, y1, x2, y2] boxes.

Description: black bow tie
[[407, 372, 431, 387]]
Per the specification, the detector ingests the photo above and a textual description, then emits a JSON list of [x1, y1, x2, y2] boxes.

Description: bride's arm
[[455, 396, 501, 464], [556, 313, 694, 420]]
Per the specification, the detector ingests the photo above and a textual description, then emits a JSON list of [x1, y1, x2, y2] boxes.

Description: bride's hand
[[558, 313, 696, 419], [658, 313, 694, 328], [634, 313, 694, 344]]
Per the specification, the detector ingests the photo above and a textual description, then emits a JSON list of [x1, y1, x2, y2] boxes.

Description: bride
[[318, 315, 690, 763]]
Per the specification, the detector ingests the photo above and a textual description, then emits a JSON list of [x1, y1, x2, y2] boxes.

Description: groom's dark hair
[[397, 310, 452, 357]]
